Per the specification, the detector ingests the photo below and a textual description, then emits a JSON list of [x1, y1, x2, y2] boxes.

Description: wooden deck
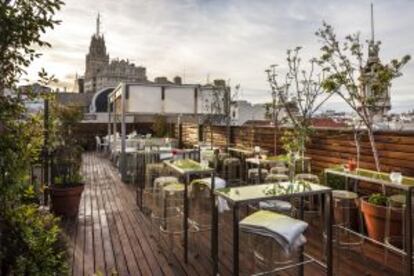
[[63, 153, 406, 275]]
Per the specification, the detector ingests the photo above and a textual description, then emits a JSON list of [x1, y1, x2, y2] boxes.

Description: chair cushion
[[270, 166, 289, 174], [332, 190, 358, 200], [154, 176, 179, 188], [163, 183, 185, 193], [265, 173, 289, 183], [259, 200, 292, 212], [240, 210, 308, 254], [191, 177, 226, 190]]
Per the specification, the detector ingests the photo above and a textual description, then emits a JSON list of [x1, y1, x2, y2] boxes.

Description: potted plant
[[360, 193, 402, 242], [49, 147, 84, 217], [48, 104, 85, 217]]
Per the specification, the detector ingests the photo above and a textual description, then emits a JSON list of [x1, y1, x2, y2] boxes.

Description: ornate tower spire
[[359, 3, 391, 121], [370, 3, 374, 42], [96, 13, 101, 36], [368, 3, 379, 60]]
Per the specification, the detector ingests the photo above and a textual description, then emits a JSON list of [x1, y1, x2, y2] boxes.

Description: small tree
[[316, 22, 410, 171], [264, 86, 289, 155], [152, 114, 169, 137], [266, 47, 333, 159], [201, 80, 239, 149]]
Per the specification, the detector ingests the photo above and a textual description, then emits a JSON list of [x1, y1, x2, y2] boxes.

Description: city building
[[230, 100, 267, 126], [357, 5, 391, 122], [80, 14, 147, 94]]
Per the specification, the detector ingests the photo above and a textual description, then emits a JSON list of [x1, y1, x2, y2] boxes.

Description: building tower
[[84, 13, 109, 93], [358, 3, 391, 121]]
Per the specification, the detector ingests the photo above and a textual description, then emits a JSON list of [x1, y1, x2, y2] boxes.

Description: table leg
[[211, 172, 216, 254], [212, 194, 219, 275], [184, 174, 189, 263], [325, 191, 333, 276], [299, 196, 304, 276], [258, 162, 262, 184], [405, 189, 412, 276], [345, 176, 349, 191], [245, 160, 248, 184], [233, 204, 240, 276]]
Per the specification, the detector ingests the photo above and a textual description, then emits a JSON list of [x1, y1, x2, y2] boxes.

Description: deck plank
[[83, 161, 95, 276], [94, 159, 116, 275], [96, 155, 130, 276]]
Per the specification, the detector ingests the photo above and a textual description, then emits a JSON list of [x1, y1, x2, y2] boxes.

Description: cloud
[[24, 0, 414, 112]]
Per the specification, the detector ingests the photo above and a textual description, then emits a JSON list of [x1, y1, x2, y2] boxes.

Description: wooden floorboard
[[64, 152, 408, 276]]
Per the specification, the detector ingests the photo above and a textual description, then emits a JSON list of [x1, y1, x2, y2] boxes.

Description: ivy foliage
[[1, 205, 68, 275], [1, 0, 67, 274], [0, 0, 64, 90]]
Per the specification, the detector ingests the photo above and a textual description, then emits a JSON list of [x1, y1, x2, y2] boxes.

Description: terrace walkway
[[62, 153, 404, 275]]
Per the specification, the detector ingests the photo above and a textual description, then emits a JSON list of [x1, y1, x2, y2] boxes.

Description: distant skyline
[[26, 0, 414, 112]]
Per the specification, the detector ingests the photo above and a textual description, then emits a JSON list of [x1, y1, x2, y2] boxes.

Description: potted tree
[[266, 47, 333, 172], [49, 104, 85, 217], [360, 193, 402, 242]]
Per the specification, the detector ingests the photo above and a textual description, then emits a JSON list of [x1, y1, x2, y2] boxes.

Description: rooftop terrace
[[64, 153, 406, 275]]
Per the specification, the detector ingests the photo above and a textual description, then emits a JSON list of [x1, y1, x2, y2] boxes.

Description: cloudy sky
[[26, 0, 414, 112]]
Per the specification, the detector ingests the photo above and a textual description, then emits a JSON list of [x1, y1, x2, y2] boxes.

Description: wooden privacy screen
[[179, 123, 414, 176]]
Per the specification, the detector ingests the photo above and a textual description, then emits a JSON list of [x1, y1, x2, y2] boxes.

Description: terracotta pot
[[360, 196, 402, 242], [50, 184, 84, 217]]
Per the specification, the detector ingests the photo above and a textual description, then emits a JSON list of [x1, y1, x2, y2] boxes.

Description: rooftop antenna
[[370, 3, 375, 42], [96, 12, 101, 36]]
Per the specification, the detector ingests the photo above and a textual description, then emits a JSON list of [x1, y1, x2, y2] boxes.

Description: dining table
[[325, 167, 414, 276], [212, 181, 333, 276]]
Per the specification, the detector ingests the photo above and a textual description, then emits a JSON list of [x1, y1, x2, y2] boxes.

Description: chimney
[[154, 76, 169, 84], [173, 76, 182, 85], [213, 79, 226, 87]]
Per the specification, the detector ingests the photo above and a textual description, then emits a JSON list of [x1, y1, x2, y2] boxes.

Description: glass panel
[[216, 181, 330, 203]]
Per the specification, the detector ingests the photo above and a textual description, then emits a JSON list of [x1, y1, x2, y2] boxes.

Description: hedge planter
[[360, 196, 402, 242], [50, 184, 84, 217]]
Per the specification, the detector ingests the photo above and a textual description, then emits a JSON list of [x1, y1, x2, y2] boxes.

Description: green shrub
[[1, 205, 68, 275], [367, 193, 388, 206], [323, 172, 346, 190], [151, 114, 169, 137]]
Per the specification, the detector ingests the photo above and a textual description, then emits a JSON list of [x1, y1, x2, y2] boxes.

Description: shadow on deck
[[62, 153, 405, 276]]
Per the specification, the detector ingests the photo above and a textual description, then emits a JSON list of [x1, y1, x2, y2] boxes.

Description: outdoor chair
[[240, 210, 308, 275], [293, 157, 312, 174], [159, 183, 185, 260], [384, 194, 413, 267], [222, 157, 242, 186], [189, 177, 228, 256], [329, 190, 365, 272], [294, 173, 321, 223], [124, 152, 138, 184], [249, 174, 294, 216], [142, 164, 170, 212], [95, 136, 108, 152], [248, 168, 269, 184], [150, 177, 182, 250]]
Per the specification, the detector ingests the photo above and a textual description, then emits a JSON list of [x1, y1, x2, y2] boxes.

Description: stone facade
[[83, 14, 147, 93]]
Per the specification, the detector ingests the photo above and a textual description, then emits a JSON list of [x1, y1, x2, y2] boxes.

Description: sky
[[26, 0, 414, 112]]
